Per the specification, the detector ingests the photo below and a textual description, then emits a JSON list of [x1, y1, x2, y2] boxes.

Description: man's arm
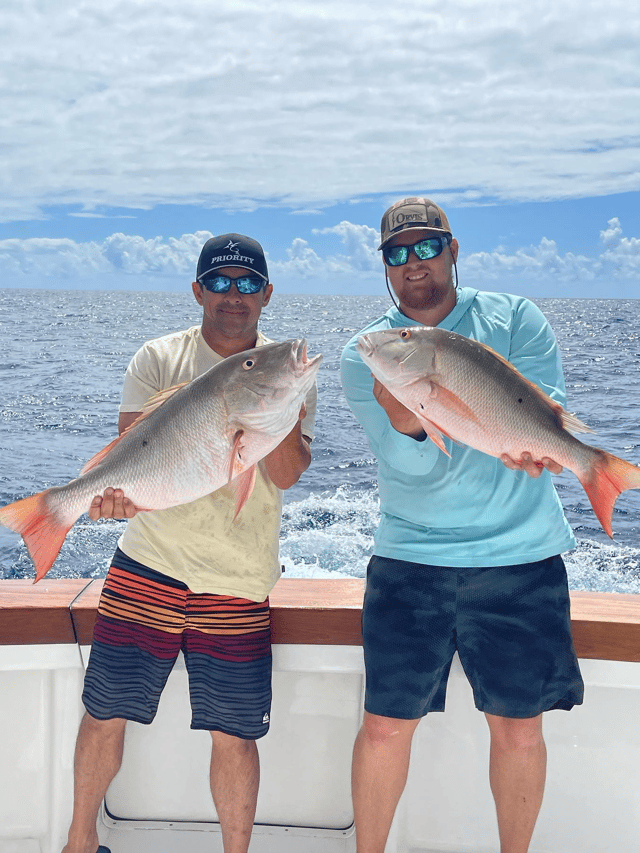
[[262, 404, 312, 490], [118, 411, 142, 434]]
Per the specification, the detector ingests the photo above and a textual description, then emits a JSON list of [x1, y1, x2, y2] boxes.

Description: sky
[[1, 0, 639, 298]]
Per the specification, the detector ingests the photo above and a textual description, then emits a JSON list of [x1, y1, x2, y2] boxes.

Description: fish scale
[[429, 335, 583, 461], [357, 326, 640, 538], [0, 339, 322, 581]]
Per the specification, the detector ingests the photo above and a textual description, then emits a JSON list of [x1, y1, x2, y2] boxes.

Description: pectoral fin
[[231, 466, 258, 519], [414, 413, 452, 457], [226, 430, 257, 518], [428, 382, 481, 425], [228, 430, 246, 482]]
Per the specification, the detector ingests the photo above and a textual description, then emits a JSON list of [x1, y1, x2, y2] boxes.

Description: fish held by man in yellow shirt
[[357, 326, 640, 538], [0, 339, 321, 582]]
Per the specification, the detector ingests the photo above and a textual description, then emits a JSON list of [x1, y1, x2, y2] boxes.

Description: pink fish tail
[[0, 491, 72, 582], [579, 451, 640, 538]]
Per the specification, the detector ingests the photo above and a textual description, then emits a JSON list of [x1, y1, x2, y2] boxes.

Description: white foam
[[281, 487, 640, 594]]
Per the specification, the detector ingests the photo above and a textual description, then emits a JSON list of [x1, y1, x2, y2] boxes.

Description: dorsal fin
[[140, 382, 190, 415], [80, 434, 125, 475], [79, 382, 190, 475], [471, 340, 593, 436], [559, 409, 593, 435]]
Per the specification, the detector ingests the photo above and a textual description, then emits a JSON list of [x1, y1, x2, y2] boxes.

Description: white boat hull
[[0, 580, 638, 852]]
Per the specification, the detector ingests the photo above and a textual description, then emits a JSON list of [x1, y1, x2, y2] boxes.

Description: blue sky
[[1, 0, 639, 298]]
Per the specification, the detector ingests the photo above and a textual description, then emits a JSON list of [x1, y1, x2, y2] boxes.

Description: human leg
[[183, 590, 272, 851], [352, 711, 421, 853], [209, 731, 260, 853], [61, 713, 126, 853], [485, 713, 546, 853], [354, 557, 457, 852], [456, 557, 582, 851], [64, 552, 184, 852]]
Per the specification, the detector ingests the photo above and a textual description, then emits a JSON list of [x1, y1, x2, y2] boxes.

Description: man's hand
[[500, 453, 563, 479], [88, 488, 138, 520], [372, 378, 425, 439]]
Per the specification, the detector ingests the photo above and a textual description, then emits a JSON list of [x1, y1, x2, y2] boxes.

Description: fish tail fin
[[579, 451, 640, 538], [0, 491, 72, 582]]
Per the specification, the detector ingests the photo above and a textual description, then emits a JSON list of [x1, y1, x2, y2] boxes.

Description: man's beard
[[399, 279, 452, 313]]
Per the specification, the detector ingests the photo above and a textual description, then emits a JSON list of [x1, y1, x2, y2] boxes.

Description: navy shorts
[[362, 554, 584, 719], [82, 549, 272, 739]]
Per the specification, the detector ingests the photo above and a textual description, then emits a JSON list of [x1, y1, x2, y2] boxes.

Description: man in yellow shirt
[[62, 234, 317, 853]]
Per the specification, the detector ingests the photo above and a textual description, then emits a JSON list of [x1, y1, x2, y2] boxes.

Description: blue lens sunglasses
[[383, 235, 452, 267], [199, 274, 266, 294]]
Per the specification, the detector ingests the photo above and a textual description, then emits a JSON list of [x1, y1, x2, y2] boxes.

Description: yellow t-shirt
[[117, 326, 317, 601]]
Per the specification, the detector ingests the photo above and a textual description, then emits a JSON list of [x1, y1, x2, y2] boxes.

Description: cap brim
[[198, 264, 269, 282], [378, 225, 452, 251]]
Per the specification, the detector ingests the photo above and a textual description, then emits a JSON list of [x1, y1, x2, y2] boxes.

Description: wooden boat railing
[[1, 578, 639, 660]]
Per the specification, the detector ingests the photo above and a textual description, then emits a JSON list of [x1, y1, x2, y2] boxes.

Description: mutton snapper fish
[[357, 326, 640, 538], [0, 339, 322, 582]]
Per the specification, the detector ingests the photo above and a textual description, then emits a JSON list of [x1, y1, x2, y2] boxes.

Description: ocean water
[[0, 289, 638, 594]]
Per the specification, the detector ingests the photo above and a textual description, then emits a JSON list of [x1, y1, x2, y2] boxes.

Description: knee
[[81, 712, 127, 738], [360, 713, 419, 748], [487, 714, 544, 753], [210, 729, 256, 755]]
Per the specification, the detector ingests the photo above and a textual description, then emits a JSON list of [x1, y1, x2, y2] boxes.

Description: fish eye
[[400, 329, 411, 339], [242, 359, 256, 370]]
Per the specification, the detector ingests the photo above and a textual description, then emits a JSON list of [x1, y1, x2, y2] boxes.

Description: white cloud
[[1, 0, 639, 221], [2, 219, 638, 294], [0, 231, 212, 279], [463, 218, 640, 285], [268, 222, 379, 282], [312, 223, 379, 271], [598, 217, 640, 277], [600, 219, 624, 245]]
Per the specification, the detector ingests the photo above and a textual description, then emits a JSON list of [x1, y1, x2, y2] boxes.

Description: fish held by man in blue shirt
[[357, 326, 640, 538]]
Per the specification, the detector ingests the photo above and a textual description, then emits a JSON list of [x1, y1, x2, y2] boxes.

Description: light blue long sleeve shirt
[[340, 287, 576, 567]]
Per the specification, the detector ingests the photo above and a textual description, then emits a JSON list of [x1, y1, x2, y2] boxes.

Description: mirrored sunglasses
[[383, 235, 451, 267], [199, 274, 266, 294]]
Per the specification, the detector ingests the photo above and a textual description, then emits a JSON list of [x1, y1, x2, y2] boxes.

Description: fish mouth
[[293, 338, 308, 363], [357, 333, 415, 378], [291, 338, 322, 374], [357, 334, 374, 358]]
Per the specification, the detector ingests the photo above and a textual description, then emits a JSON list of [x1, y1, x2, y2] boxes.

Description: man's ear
[[192, 281, 204, 305], [262, 282, 274, 307], [450, 238, 459, 263]]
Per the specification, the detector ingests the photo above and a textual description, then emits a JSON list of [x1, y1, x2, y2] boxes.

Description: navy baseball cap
[[196, 233, 269, 282]]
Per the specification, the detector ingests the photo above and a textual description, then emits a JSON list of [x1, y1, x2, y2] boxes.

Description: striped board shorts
[[82, 548, 272, 739]]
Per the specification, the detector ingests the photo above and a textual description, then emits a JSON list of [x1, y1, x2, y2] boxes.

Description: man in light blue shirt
[[341, 197, 583, 853]]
